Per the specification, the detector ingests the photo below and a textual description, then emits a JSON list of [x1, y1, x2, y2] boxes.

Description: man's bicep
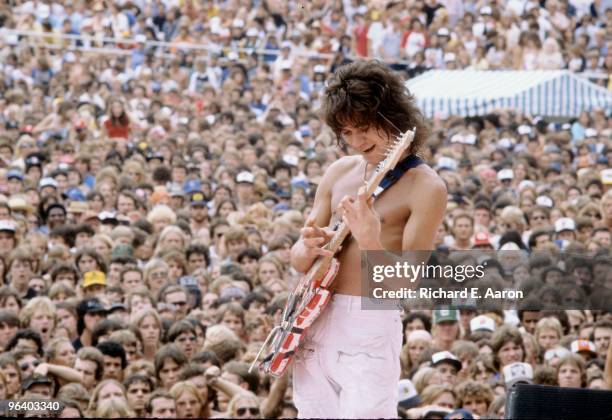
[[402, 182, 447, 251]]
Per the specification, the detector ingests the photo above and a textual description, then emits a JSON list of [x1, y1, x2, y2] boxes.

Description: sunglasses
[[20, 360, 41, 371], [236, 407, 259, 416], [177, 335, 197, 343]]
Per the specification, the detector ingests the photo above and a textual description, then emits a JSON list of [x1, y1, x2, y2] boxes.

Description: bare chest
[[329, 163, 412, 230]]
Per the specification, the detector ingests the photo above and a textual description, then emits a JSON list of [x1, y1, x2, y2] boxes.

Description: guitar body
[[261, 257, 339, 377]]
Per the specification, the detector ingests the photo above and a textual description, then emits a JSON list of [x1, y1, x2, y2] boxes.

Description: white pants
[[292, 294, 402, 419]]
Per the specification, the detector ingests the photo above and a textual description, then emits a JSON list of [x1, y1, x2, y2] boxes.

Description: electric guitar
[[251, 128, 416, 377]]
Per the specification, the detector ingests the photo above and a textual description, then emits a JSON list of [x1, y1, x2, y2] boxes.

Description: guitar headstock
[[376, 127, 416, 174]]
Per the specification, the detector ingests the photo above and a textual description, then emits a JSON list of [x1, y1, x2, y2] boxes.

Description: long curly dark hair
[[321, 60, 430, 156]]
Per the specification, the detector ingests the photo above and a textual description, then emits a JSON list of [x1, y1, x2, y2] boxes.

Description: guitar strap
[[372, 154, 424, 200]]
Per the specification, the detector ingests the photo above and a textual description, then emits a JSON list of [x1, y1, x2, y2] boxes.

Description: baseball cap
[[431, 351, 462, 371], [470, 315, 496, 332], [497, 169, 514, 181], [555, 217, 575, 233], [398, 379, 420, 409], [436, 157, 458, 171], [169, 185, 185, 198], [0, 220, 16, 233], [518, 180, 535, 192], [517, 125, 532, 135], [313, 64, 326, 74], [472, 232, 492, 248], [82, 271, 106, 288], [77, 298, 107, 315], [219, 286, 247, 301], [282, 154, 299, 167], [236, 171, 255, 184], [184, 179, 202, 194], [21, 374, 53, 391], [601, 169, 612, 185], [535, 195, 554, 208], [433, 308, 459, 324], [112, 244, 133, 258], [246, 28, 258, 37], [480, 6, 492, 15], [65, 187, 86, 202], [7, 169, 24, 181], [109, 302, 127, 313], [503, 362, 533, 387], [544, 346, 571, 362], [98, 211, 118, 224], [190, 191, 207, 206], [570, 340, 597, 357], [39, 177, 58, 189]]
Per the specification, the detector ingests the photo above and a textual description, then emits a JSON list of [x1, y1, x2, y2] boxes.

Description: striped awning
[[405, 70, 612, 118]]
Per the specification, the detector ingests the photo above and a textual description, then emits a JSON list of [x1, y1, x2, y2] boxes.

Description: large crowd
[[0, 0, 610, 418]]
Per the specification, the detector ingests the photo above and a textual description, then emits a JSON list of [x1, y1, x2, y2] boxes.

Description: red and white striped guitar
[[251, 128, 416, 377]]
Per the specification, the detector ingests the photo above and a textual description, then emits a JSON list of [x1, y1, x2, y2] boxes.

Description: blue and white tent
[[405, 70, 612, 119]]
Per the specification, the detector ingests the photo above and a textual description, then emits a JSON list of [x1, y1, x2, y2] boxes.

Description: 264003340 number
[[1, 399, 64, 415]]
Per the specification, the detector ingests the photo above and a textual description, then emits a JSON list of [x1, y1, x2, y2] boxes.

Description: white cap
[[232, 18, 244, 28], [227, 51, 239, 61], [246, 28, 258, 37], [601, 169, 612, 185], [500, 242, 521, 250], [555, 217, 575, 233], [463, 134, 477, 145], [313, 64, 326, 73], [517, 125, 532, 135], [236, 171, 255, 184], [39, 177, 59, 189], [98, 211, 117, 221], [282, 154, 299, 167], [398, 379, 418, 401], [518, 180, 535, 192], [497, 169, 514, 181], [498, 137, 514, 149], [503, 363, 533, 386], [431, 351, 462, 370], [544, 346, 570, 361], [134, 34, 147, 43], [584, 128, 598, 138], [535, 195, 553, 208], [281, 40, 292, 49], [0, 220, 16, 233], [437, 156, 458, 171], [450, 134, 465, 143], [480, 6, 492, 15], [470, 315, 496, 332]]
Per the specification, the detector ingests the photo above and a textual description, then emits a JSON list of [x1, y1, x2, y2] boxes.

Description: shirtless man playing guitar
[[290, 61, 447, 418]]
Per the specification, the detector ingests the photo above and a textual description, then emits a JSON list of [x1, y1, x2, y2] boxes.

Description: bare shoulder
[[319, 155, 361, 186], [401, 163, 448, 206]]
